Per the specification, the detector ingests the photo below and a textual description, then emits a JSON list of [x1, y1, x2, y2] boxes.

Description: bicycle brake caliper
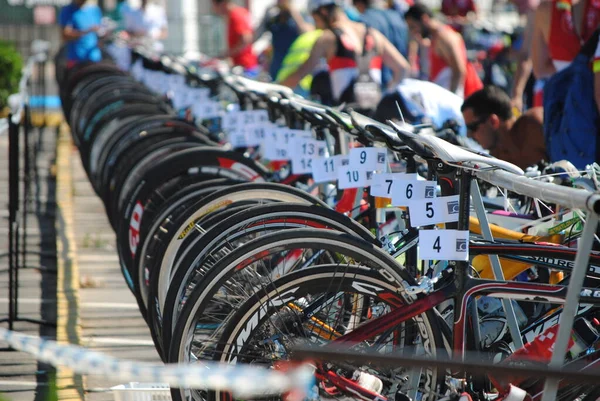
[[406, 276, 434, 296]]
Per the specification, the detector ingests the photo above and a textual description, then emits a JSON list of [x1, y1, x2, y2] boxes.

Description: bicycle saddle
[[388, 121, 524, 176], [325, 108, 354, 132], [350, 110, 406, 149], [235, 75, 295, 98], [160, 56, 187, 76], [288, 97, 327, 114], [287, 98, 337, 127]]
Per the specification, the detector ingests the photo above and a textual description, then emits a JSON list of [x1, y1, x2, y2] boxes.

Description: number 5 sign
[[419, 229, 469, 261], [408, 195, 460, 227]]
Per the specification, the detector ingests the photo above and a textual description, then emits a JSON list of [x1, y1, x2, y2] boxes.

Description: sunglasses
[[465, 116, 489, 133]]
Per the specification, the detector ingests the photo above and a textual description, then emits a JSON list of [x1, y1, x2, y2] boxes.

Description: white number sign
[[419, 229, 469, 261], [391, 179, 437, 206], [408, 195, 460, 227]]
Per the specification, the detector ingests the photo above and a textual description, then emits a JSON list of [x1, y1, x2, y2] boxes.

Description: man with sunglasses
[[461, 86, 547, 169]]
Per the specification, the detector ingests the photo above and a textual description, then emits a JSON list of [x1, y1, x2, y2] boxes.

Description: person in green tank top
[[276, 29, 324, 96]]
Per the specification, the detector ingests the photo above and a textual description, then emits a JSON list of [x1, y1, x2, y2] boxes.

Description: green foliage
[[0, 40, 22, 111]]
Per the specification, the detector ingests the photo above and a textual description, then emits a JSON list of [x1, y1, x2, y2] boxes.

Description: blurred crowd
[[58, 0, 600, 170]]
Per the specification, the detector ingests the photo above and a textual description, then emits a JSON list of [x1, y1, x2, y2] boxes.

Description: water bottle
[[569, 317, 600, 359]]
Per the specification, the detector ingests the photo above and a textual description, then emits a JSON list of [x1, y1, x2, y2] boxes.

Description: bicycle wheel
[[107, 142, 202, 230], [71, 81, 152, 136], [116, 148, 269, 287], [205, 266, 445, 401], [95, 118, 211, 193], [78, 92, 165, 145], [85, 108, 171, 178], [143, 184, 328, 343], [133, 179, 237, 319], [152, 183, 327, 327], [168, 230, 444, 401], [61, 63, 126, 120], [159, 202, 376, 353], [84, 105, 174, 178]]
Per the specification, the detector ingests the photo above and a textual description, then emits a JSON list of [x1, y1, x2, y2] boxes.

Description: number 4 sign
[[419, 229, 469, 261]]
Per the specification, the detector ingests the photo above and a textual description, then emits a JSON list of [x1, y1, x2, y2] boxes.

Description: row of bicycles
[[57, 46, 600, 401]]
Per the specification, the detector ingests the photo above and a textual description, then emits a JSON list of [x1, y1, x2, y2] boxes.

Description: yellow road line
[[55, 124, 85, 400]]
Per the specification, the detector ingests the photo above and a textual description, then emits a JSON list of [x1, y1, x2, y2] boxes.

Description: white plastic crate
[[111, 382, 172, 401]]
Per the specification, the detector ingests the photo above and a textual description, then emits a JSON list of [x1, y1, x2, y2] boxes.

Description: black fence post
[[1, 51, 55, 329], [21, 104, 30, 275], [7, 113, 19, 331]]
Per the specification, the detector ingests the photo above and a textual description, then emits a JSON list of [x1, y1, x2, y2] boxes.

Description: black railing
[[0, 40, 54, 330]]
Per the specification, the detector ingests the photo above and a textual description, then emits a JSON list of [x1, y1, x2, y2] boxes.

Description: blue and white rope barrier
[[0, 327, 313, 397]]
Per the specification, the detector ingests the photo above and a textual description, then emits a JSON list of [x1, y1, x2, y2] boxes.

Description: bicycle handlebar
[[475, 168, 600, 216]]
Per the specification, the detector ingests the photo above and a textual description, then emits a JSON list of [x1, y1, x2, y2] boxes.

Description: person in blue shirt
[[59, 0, 103, 67], [352, 0, 409, 86], [254, 0, 314, 80], [109, 0, 131, 33]]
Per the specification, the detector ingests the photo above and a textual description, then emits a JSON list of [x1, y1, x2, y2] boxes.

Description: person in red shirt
[[531, 0, 600, 106], [212, 0, 259, 73], [405, 4, 483, 99]]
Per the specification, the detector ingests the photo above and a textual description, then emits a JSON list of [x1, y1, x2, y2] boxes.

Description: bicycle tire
[[78, 93, 165, 145], [116, 148, 269, 290], [167, 229, 445, 401], [205, 266, 445, 401], [83, 105, 170, 177], [71, 80, 153, 136], [152, 183, 327, 324], [133, 179, 240, 319], [160, 202, 376, 354], [106, 141, 202, 229], [84, 104, 174, 173], [94, 118, 212, 192], [61, 63, 125, 119], [102, 137, 207, 220]]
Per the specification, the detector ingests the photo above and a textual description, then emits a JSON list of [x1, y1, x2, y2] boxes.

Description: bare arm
[[511, 9, 535, 109], [281, 32, 333, 88], [225, 32, 254, 59], [157, 27, 168, 40], [252, 14, 268, 43], [375, 30, 410, 90], [62, 25, 96, 42], [595, 71, 600, 116], [531, 2, 556, 79], [289, 8, 314, 34], [439, 33, 467, 94]]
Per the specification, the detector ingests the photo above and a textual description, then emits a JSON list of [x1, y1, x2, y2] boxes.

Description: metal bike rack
[[0, 41, 54, 330], [289, 168, 600, 400], [475, 168, 600, 401]]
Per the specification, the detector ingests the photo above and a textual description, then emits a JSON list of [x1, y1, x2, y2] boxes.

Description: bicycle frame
[[317, 166, 600, 399]]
